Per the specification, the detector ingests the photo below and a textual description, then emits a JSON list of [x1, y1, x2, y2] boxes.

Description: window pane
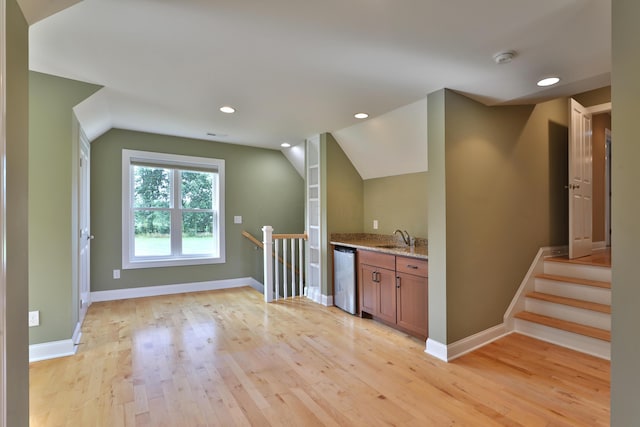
[[133, 166, 171, 208], [134, 210, 171, 256], [182, 212, 216, 255], [181, 170, 214, 209]]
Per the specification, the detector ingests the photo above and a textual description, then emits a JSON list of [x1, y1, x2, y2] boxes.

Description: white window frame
[[122, 149, 225, 269]]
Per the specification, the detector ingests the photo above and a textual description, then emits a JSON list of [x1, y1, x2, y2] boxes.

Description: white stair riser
[[514, 319, 610, 360], [524, 299, 611, 330], [535, 279, 611, 305], [543, 261, 611, 282]]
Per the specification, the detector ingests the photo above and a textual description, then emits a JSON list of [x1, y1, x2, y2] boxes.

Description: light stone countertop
[[330, 233, 428, 260]]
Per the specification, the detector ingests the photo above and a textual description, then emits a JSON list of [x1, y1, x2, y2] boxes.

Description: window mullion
[[171, 169, 182, 256]]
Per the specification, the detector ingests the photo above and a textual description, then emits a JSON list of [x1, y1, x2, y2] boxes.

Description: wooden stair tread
[[515, 311, 611, 342], [526, 291, 611, 314], [535, 273, 611, 289]]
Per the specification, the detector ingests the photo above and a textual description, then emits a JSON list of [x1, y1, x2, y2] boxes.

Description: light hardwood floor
[[30, 287, 610, 426]]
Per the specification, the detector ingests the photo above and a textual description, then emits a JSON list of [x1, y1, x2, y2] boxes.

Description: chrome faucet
[[394, 229, 411, 246]]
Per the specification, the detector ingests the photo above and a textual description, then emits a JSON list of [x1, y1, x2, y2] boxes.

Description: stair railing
[[254, 226, 307, 302]]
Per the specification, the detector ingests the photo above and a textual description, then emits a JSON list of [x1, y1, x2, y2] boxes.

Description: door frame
[[605, 128, 612, 247], [586, 102, 612, 248], [0, 1, 6, 424], [78, 128, 91, 325]]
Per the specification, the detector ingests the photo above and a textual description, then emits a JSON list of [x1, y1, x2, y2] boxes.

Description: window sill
[[122, 256, 225, 270]]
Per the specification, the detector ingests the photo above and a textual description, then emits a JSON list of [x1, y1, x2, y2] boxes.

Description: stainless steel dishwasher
[[333, 246, 357, 314]]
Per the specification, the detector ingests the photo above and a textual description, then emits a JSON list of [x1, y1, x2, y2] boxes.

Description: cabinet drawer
[[396, 256, 428, 277], [358, 250, 395, 270]]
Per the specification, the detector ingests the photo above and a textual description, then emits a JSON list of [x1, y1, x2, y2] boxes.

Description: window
[[122, 149, 225, 269]]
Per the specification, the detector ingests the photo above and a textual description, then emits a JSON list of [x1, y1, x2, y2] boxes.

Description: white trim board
[[425, 323, 509, 362], [29, 339, 77, 363], [91, 277, 262, 302]]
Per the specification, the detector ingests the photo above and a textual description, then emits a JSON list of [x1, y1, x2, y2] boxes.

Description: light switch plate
[[234, 216, 242, 224], [373, 220, 379, 229], [29, 311, 40, 327]]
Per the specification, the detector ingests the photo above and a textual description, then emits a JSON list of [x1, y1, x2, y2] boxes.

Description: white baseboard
[[306, 287, 322, 304], [321, 294, 333, 307], [425, 338, 448, 361], [91, 277, 262, 302], [425, 323, 509, 362], [592, 241, 606, 251], [72, 322, 82, 345], [446, 323, 508, 361], [304, 287, 333, 306], [29, 339, 77, 363]]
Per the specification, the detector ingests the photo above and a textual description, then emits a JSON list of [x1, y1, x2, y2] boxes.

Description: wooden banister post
[[262, 226, 274, 302]]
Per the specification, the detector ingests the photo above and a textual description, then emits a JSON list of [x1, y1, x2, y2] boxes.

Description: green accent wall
[[429, 89, 570, 343], [90, 129, 304, 291], [426, 89, 447, 345], [363, 172, 428, 238], [28, 72, 102, 345], [6, 0, 30, 423], [611, 0, 640, 424], [324, 132, 364, 295]]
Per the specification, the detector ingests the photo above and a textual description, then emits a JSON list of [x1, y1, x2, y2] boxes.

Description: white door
[[78, 131, 92, 323], [568, 98, 593, 259]]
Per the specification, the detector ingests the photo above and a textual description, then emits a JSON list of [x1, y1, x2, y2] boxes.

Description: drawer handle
[[407, 265, 419, 269]]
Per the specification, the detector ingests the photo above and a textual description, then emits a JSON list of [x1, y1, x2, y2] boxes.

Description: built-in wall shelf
[[306, 135, 322, 303]]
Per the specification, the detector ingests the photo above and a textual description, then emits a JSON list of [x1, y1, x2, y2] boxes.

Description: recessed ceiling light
[[220, 106, 235, 114], [537, 77, 560, 87], [354, 113, 368, 119], [280, 142, 291, 148]]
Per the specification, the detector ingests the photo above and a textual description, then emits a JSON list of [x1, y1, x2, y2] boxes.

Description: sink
[[376, 244, 405, 249]]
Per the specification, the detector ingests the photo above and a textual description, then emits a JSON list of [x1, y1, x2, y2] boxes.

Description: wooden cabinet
[[360, 263, 378, 315], [358, 250, 428, 339], [396, 256, 428, 338], [359, 251, 396, 323]]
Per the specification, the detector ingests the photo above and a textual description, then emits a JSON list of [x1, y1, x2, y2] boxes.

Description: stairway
[[513, 254, 611, 359]]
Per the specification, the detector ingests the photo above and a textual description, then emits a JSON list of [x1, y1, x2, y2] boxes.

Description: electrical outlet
[[28, 311, 40, 327], [113, 269, 120, 279], [234, 215, 242, 224], [373, 220, 379, 230]]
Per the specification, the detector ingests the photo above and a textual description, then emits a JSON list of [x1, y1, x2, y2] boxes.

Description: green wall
[[90, 129, 304, 291], [324, 132, 364, 295], [6, 0, 30, 423], [429, 89, 569, 343], [363, 172, 428, 238], [426, 89, 447, 344], [28, 72, 101, 345], [611, 0, 640, 424]]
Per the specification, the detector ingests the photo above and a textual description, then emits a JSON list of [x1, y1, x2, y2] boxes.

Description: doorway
[[78, 128, 91, 326], [568, 100, 611, 258]]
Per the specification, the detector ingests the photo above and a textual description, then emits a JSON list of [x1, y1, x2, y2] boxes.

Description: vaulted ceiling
[[23, 0, 611, 179]]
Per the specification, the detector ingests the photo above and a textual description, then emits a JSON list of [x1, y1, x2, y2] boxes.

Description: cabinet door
[[396, 272, 428, 338], [360, 264, 378, 315], [377, 268, 397, 324]]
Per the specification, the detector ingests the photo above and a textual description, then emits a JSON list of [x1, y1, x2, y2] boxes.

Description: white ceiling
[[24, 0, 611, 179]]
